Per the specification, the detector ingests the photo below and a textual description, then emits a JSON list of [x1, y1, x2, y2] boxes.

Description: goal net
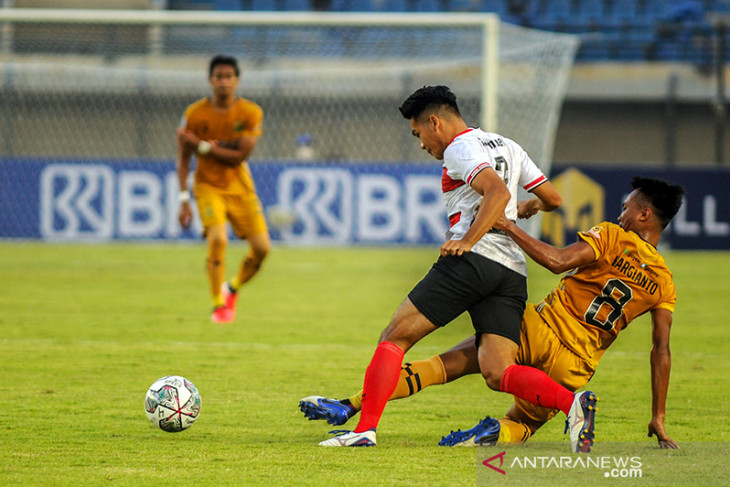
[[0, 9, 578, 242], [0, 9, 577, 168]]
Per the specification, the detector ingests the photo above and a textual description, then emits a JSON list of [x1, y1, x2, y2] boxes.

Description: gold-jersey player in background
[[176, 54, 270, 324], [300, 176, 683, 450]]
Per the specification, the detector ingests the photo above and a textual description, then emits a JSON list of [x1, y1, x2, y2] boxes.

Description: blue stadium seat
[[414, 0, 441, 11], [328, 0, 348, 10], [284, 0, 310, 10], [607, 0, 638, 24], [480, 0, 508, 17], [216, 0, 243, 9], [448, 0, 480, 12], [169, 0, 218, 9], [546, 0, 571, 16], [346, 0, 375, 11], [380, 0, 407, 11], [579, 0, 604, 20], [535, 0, 570, 30], [645, 0, 671, 18], [252, 0, 279, 9]]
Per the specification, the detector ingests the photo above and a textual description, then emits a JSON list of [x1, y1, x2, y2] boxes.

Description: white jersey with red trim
[[442, 128, 547, 276]]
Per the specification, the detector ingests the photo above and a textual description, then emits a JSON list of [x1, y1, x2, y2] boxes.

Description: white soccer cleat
[[318, 429, 376, 447], [566, 390, 599, 453]]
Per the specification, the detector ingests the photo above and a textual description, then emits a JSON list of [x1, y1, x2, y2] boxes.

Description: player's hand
[[176, 128, 199, 149], [648, 417, 679, 449], [492, 213, 512, 231], [440, 239, 471, 257], [517, 199, 540, 219], [178, 201, 193, 229]]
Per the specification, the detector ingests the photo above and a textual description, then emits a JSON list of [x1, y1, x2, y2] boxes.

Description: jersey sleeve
[[241, 101, 264, 137], [181, 100, 202, 131], [514, 146, 547, 192], [444, 136, 493, 185], [576, 221, 614, 261], [655, 283, 677, 312]]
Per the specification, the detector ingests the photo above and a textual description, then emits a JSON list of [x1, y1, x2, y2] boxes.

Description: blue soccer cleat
[[299, 396, 357, 426], [566, 390, 599, 453], [439, 416, 501, 447]]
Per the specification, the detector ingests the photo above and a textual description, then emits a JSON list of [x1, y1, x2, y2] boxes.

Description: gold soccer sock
[[229, 274, 241, 292], [497, 418, 532, 444], [344, 355, 448, 412], [232, 251, 261, 292], [207, 251, 226, 307]]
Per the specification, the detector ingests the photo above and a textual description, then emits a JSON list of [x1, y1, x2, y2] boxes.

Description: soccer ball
[[144, 375, 202, 432]]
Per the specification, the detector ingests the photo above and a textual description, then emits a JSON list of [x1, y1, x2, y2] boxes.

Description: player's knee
[[208, 232, 228, 249], [378, 327, 415, 352], [248, 236, 271, 262], [253, 243, 270, 261], [482, 368, 504, 391]]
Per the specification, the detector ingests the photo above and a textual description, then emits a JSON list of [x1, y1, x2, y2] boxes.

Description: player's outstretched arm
[[648, 308, 679, 449], [493, 218, 595, 274]]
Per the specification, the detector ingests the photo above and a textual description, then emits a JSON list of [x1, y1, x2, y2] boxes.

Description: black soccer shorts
[[407, 252, 527, 345]]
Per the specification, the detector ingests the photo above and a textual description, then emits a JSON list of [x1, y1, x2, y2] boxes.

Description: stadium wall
[[556, 62, 730, 166], [0, 159, 727, 249]]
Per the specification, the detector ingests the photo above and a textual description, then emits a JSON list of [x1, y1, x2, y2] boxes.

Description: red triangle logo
[[482, 451, 507, 475]]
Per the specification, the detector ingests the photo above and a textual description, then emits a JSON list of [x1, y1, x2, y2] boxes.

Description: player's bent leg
[[298, 354, 450, 425], [225, 232, 270, 315], [231, 231, 270, 291], [439, 335, 481, 382], [497, 418, 533, 444], [348, 336, 478, 413], [378, 297, 439, 352], [499, 403, 549, 444], [206, 224, 228, 300], [477, 333, 520, 391], [353, 299, 437, 436], [206, 224, 234, 323]]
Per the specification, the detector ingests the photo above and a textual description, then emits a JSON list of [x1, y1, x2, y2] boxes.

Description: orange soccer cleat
[[210, 305, 235, 324]]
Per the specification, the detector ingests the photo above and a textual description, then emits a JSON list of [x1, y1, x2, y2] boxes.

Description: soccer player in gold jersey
[[300, 176, 683, 449], [176, 55, 270, 324]]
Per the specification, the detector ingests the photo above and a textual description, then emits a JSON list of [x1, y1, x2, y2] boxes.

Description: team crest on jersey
[[233, 120, 244, 132], [581, 225, 603, 239]]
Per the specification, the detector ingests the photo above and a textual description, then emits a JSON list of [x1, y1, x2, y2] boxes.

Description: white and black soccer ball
[[144, 375, 202, 432]]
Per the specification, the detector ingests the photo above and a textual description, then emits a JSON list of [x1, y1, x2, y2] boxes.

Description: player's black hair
[[209, 54, 240, 77], [631, 176, 686, 229], [399, 85, 461, 121]]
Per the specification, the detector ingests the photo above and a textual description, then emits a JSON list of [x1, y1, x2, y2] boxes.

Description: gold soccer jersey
[[182, 97, 263, 191], [537, 222, 676, 367]]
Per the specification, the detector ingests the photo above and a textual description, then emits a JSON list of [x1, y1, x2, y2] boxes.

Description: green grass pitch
[[1, 242, 729, 486]]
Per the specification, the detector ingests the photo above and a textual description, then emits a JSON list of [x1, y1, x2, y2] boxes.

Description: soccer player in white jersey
[[318, 85, 599, 452]]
